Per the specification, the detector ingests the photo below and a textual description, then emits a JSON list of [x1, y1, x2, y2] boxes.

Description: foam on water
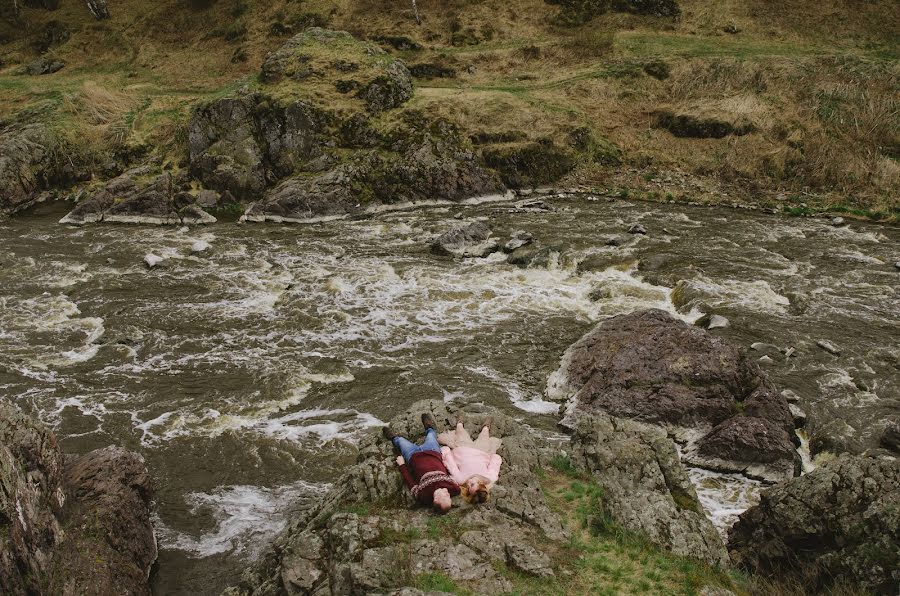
[[156, 480, 326, 558], [688, 467, 762, 539]]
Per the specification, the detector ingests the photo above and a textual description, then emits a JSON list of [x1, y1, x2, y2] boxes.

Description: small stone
[[831, 217, 845, 226], [106, 258, 115, 265], [706, 314, 729, 330], [143, 254, 164, 269], [816, 339, 841, 356], [628, 223, 647, 235], [789, 403, 807, 427], [781, 389, 800, 403], [758, 355, 774, 364], [503, 231, 533, 253], [880, 423, 900, 452], [894, 262, 900, 271], [453, 212, 464, 220]]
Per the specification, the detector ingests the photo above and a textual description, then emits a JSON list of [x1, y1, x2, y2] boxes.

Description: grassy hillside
[[1, 0, 897, 216]]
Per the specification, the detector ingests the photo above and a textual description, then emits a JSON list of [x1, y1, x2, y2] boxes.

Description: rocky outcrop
[[570, 411, 729, 566], [224, 401, 564, 595], [225, 399, 723, 595], [729, 454, 900, 593], [0, 124, 65, 216], [241, 119, 502, 223], [0, 402, 156, 595], [188, 94, 330, 200], [548, 309, 800, 482], [431, 221, 499, 258], [60, 168, 216, 225]]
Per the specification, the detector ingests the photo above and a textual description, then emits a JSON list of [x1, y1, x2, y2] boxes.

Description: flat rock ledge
[[548, 309, 801, 483], [0, 402, 157, 595], [728, 453, 900, 593], [225, 399, 727, 595]]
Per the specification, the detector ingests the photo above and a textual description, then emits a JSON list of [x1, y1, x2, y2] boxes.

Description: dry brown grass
[[62, 80, 136, 145]]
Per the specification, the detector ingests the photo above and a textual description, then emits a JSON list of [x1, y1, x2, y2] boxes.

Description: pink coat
[[440, 446, 502, 485]]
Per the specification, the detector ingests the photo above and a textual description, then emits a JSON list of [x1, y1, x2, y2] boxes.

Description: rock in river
[[0, 402, 156, 595], [548, 309, 800, 482], [431, 221, 499, 258], [728, 453, 900, 593]]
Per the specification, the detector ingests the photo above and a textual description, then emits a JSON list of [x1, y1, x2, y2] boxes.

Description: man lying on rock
[[383, 413, 460, 512]]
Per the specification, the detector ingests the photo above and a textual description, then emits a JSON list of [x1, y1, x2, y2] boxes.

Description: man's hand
[[396, 455, 405, 466]]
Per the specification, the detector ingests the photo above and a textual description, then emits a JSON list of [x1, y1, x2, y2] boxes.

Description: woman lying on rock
[[383, 413, 460, 513], [438, 413, 502, 504]]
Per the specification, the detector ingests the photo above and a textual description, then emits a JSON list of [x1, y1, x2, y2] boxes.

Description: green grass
[[501, 469, 743, 595], [416, 571, 465, 593]]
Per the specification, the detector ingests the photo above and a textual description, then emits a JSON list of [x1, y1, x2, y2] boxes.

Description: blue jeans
[[393, 428, 440, 462]]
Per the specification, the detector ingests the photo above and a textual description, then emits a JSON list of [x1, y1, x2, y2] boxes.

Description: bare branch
[[86, 0, 110, 20]]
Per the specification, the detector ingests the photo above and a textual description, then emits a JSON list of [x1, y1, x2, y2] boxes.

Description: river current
[[1, 195, 897, 593]]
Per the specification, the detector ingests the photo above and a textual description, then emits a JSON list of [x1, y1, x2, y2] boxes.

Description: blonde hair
[[461, 477, 490, 504]]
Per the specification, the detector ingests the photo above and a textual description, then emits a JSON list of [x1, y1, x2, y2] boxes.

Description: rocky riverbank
[[0, 403, 157, 595]]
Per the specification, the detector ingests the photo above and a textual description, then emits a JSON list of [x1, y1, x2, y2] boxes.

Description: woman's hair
[[461, 477, 490, 504]]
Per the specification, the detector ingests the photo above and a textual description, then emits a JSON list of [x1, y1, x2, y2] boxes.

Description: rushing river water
[[1, 195, 897, 594]]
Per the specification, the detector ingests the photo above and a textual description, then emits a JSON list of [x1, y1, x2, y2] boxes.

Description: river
[[1, 194, 897, 593]]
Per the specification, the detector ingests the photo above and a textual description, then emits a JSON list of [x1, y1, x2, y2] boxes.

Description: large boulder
[[224, 400, 564, 595], [569, 411, 730, 567], [728, 454, 900, 593], [187, 94, 329, 200], [0, 403, 156, 595], [548, 309, 800, 482], [60, 169, 216, 225], [241, 118, 503, 223]]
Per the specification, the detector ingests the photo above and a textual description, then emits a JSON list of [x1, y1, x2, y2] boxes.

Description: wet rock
[[895, 261, 900, 271], [604, 234, 627, 247], [809, 418, 862, 457], [686, 416, 800, 482], [880, 422, 900, 452], [547, 309, 799, 482], [509, 197, 554, 213], [482, 141, 575, 188], [60, 171, 216, 225], [431, 221, 499, 258], [788, 403, 807, 427], [653, 110, 755, 139], [757, 355, 773, 364], [728, 454, 900, 593], [0, 403, 155, 595], [569, 412, 730, 566], [190, 240, 211, 254], [816, 339, 841, 356], [506, 244, 559, 268], [503, 230, 533, 253], [0, 124, 65, 216], [143, 253, 164, 269], [831, 216, 845, 226], [781, 389, 800, 404], [628, 223, 647, 235], [697, 313, 729, 330]]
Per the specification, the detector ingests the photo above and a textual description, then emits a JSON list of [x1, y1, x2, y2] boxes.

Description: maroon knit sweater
[[398, 450, 460, 505]]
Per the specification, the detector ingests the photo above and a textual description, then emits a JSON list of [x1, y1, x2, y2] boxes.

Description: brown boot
[[483, 416, 494, 430], [382, 426, 397, 441], [421, 413, 436, 430], [455, 411, 466, 426]]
